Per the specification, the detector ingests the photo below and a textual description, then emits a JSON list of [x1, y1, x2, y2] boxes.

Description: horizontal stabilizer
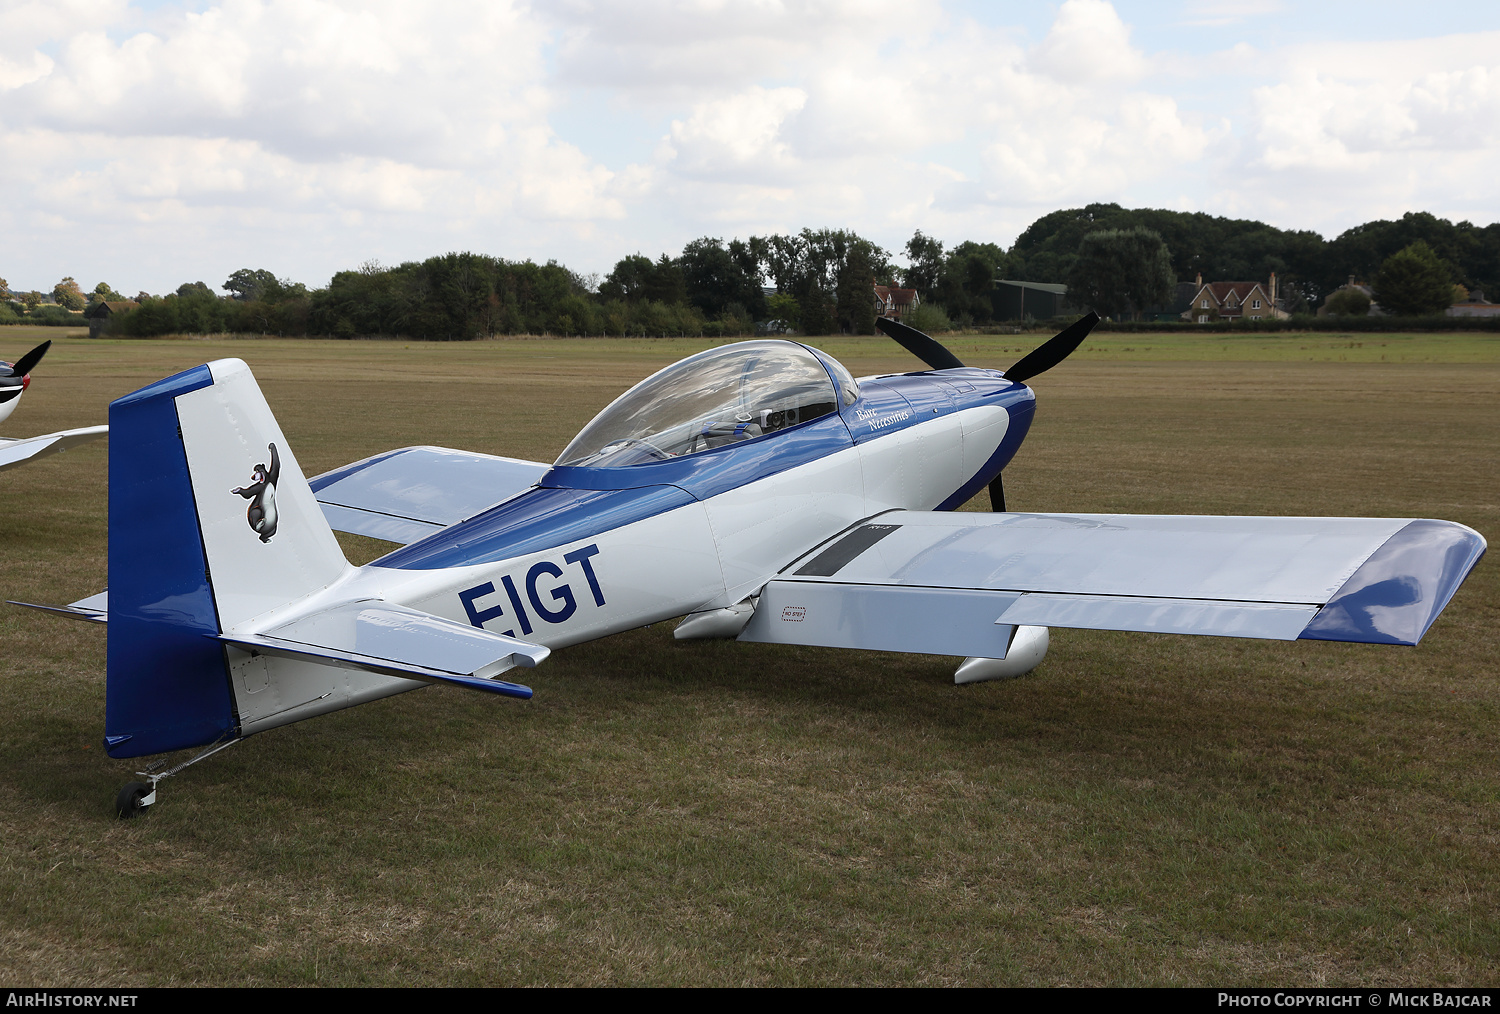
[[7, 589, 108, 624], [0, 425, 107, 472], [309, 446, 549, 545], [220, 600, 547, 698]]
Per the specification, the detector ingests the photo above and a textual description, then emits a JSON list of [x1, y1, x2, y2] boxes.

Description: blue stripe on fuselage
[[371, 368, 1032, 571], [370, 485, 696, 570]]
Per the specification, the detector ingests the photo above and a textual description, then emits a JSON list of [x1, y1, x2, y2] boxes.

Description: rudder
[[105, 359, 348, 758]]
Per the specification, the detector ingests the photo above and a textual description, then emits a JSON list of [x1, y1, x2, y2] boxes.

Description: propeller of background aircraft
[[3, 340, 51, 379], [874, 312, 1101, 511], [0, 340, 51, 406]]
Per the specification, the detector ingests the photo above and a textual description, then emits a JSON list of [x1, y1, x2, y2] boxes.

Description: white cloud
[[2, 0, 1499, 294], [1179, 0, 1284, 28], [1029, 0, 1148, 84], [667, 86, 807, 178], [0, 0, 636, 290], [550, 0, 927, 98], [1230, 31, 1500, 232]]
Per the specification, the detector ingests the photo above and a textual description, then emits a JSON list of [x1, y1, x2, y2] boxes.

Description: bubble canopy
[[557, 340, 857, 467]]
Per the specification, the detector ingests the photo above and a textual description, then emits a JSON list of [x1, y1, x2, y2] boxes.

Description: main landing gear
[[113, 736, 240, 819]]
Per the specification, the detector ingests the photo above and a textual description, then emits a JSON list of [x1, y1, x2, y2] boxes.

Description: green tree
[[727, 239, 767, 318], [907, 302, 952, 333], [21, 291, 43, 311], [223, 268, 280, 302], [598, 253, 685, 305], [1010, 202, 1324, 304], [902, 230, 945, 298], [679, 237, 763, 318], [835, 243, 877, 334], [89, 282, 125, 305], [766, 292, 800, 326], [1322, 211, 1500, 299], [800, 287, 834, 335], [644, 254, 686, 305], [52, 277, 86, 310], [0, 277, 10, 299], [598, 254, 655, 302], [1066, 228, 1175, 319], [1322, 288, 1371, 316], [1372, 241, 1455, 316], [176, 281, 215, 299], [934, 240, 1006, 323]]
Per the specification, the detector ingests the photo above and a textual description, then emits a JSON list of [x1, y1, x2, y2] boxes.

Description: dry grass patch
[[0, 334, 1494, 985]]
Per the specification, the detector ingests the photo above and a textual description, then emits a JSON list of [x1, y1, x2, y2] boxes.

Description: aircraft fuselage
[[211, 364, 1036, 736]]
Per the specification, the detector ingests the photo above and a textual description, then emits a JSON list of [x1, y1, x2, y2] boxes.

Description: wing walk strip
[[794, 523, 901, 576]]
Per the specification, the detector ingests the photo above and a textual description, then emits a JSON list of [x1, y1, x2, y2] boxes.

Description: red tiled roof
[[1202, 282, 1264, 302]]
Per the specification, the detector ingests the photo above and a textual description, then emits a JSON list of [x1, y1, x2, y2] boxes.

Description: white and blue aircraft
[[0, 341, 109, 472], [13, 316, 1486, 816]]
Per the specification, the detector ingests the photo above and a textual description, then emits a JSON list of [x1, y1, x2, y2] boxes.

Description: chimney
[[1195, 271, 1202, 287], [1270, 271, 1277, 303]]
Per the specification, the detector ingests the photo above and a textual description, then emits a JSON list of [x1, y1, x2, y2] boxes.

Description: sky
[[4, 0, 1500, 296]]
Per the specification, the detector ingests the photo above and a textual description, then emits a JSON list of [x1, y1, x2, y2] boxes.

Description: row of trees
[[5, 206, 1496, 338], [1045, 226, 1470, 320], [1008, 204, 1500, 311], [0, 276, 133, 317]]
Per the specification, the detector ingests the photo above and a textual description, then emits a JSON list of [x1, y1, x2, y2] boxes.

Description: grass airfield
[[0, 328, 1496, 986]]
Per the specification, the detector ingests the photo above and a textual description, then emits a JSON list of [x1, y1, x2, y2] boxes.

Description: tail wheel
[[114, 781, 151, 819]]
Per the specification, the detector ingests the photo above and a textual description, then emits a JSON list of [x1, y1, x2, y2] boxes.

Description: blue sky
[[4, 0, 1500, 295]]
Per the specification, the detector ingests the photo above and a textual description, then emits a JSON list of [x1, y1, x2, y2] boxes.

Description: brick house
[[1181, 273, 1289, 323], [874, 284, 920, 321]]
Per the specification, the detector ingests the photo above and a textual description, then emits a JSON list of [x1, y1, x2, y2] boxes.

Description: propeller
[[874, 313, 1102, 514], [1002, 312, 1099, 384], [989, 473, 1006, 513], [3, 340, 51, 378], [875, 317, 964, 371]]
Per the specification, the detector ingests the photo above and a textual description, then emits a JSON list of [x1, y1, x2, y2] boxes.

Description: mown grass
[[0, 333, 1495, 986]]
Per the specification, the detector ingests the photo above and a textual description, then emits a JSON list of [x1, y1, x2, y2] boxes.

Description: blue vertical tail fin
[[105, 360, 347, 758]]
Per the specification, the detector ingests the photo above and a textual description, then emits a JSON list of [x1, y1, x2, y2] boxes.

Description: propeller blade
[[875, 317, 964, 371], [989, 473, 1005, 513], [1003, 312, 1099, 384], [5, 340, 51, 378]]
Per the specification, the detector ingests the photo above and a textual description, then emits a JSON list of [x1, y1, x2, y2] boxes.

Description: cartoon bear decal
[[231, 442, 280, 543]]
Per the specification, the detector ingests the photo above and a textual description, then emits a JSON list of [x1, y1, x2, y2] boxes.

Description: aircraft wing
[[309, 445, 550, 545], [740, 512, 1486, 656], [0, 425, 108, 472]]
